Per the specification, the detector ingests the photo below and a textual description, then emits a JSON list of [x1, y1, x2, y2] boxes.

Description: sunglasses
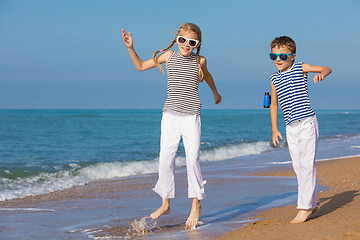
[[176, 36, 199, 47], [269, 53, 294, 61]]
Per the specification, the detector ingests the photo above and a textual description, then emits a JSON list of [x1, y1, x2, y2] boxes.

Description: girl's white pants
[[153, 111, 206, 200], [286, 114, 319, 210]]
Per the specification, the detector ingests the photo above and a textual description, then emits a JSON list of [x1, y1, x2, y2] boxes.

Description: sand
[[217, 156, 360, 240], [1, 155, 359, 239]]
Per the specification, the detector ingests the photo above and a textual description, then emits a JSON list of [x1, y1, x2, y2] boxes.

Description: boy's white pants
[[153, 111, 206, 200], [286, 114, 319, 210]]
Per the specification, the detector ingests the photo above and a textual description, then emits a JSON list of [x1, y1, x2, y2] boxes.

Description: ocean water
[[1, 109, 360, 202]]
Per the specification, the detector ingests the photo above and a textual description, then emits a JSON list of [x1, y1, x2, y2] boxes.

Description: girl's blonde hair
[[153, 23, 204, 82]]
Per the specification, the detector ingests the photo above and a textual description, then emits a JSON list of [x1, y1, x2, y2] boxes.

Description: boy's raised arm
[[302, 63, 332, 83]]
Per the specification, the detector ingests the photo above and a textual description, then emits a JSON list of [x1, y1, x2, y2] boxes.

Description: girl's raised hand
[[121, 28, 133, 48]]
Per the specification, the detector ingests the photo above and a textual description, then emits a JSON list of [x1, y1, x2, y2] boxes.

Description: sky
[[1, 0, 359, 109]]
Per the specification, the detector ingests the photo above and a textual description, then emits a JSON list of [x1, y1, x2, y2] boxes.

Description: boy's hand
[[121, 28, 133, 49], [214, 93, 222, 104], [303, 64, 331, 83], [272, 130, 283, 147], [313, 73, 325, 83]]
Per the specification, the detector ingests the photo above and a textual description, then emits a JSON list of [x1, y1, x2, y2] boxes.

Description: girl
[[121, 23, 222, 228]]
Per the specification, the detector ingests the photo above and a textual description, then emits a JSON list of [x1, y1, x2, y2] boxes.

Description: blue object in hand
[[264, 92, 271, 108]]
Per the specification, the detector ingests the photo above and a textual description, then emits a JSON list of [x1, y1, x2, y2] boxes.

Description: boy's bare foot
[[290, 206, 319, 224], [150, 205, 170, 219], [185, 199, 202, 229]]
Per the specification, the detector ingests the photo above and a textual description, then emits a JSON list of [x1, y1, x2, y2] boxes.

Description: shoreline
[[1, 155, 359, 239], [216, 155, 360, 240]]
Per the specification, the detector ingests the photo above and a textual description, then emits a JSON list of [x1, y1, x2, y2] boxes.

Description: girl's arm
[[270, 82, 283, 146], [302, 63, 332, 83], [200, 56, 222, 104], [121, 28, 171, 71]]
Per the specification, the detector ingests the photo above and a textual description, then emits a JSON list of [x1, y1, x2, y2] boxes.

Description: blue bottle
[[264, 92, 271, 108]]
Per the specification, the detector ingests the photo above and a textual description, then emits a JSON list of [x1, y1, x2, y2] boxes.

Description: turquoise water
[[1, 109, 360, 201]]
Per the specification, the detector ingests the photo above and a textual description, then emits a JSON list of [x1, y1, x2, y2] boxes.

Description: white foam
[[315, 154, 360, 162], [0, 207, 55, 212], [266, 154, 360, 165], [0, 160, 160, 201], [69, 163, 81, 168], [265, 161, 292, 165], [200, 141, 273, 162], [0, 141, 274, 201]]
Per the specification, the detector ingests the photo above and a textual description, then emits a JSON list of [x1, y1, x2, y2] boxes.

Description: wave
[[0, 140, 274, 201], [200, 141, 273, 162]]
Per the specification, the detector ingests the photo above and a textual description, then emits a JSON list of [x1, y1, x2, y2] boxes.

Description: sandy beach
[[217, 155, 360, 240], [1, 155, 359, 239]]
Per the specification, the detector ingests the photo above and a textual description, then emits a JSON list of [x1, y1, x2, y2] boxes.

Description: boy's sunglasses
[[269, 53, 294, 61], [176, 36, 199, 47]]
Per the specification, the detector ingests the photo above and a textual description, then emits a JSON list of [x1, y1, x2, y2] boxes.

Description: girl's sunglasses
[[176, 36, 199, 47], [269, 53, 294, 61]]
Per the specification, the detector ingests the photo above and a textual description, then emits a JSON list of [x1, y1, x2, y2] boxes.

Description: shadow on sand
[[313, 190, 359, 219]]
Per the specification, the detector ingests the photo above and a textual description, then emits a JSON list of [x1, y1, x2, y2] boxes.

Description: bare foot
[[150, 205, 170, 219], [185, 199, 202, 229], [290, 206, 319, 224]]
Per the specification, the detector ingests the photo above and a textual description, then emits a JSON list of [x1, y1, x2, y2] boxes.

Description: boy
[[269, 36, 332, 223]]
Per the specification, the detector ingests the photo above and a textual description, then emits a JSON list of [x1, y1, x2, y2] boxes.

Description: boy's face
[[271, 46, 296, 72]]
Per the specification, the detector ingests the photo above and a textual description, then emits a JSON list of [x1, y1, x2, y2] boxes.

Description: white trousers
[[286, 115, 319, 210], [153, 111, 206, 200]]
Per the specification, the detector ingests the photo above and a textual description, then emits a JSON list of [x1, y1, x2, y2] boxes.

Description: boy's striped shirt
[[270, 62, 315, 125]]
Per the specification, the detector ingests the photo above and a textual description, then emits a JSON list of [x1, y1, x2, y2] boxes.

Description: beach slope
[[217, 156, 360, 240]]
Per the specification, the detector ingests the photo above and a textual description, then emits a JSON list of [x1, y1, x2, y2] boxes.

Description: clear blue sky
[[1, 0, 359, 109]]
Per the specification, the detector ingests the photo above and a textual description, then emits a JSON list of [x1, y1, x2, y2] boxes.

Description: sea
[[1, 109, 360, 239]]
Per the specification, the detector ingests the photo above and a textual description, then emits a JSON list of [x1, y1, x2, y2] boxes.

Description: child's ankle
[[161, 203, 170, 208]]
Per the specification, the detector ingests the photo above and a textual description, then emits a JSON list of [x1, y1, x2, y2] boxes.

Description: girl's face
[[271, 46, 296, 72], [177, 30, 200, 57]]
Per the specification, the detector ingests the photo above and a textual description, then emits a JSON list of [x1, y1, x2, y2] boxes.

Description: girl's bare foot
[[150, 199, 170, 219], [290, 206, 318, 224], [185, 199, 202, 229]]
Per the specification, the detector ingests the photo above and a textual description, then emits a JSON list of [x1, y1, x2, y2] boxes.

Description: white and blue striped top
[[270, 62, 315, 125]]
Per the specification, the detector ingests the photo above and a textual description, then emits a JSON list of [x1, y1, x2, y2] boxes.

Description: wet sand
[[0, 156, 302, 240], [217, 156, 360, 240], [1, 155, 359, 239]]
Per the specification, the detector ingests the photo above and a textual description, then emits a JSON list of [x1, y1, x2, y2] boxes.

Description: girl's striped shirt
[[164, 52, 201, 115], [270, 62, 315, 125]]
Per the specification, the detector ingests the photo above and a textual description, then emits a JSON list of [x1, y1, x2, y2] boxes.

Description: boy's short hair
[[271, 36, 296, 53]]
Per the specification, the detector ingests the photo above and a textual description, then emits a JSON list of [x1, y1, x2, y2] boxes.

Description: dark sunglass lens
[[279, 54, 288, 61], [189, 40, 197, 47], [269, 54, 277, 60], [178, 37, 186, 44]]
